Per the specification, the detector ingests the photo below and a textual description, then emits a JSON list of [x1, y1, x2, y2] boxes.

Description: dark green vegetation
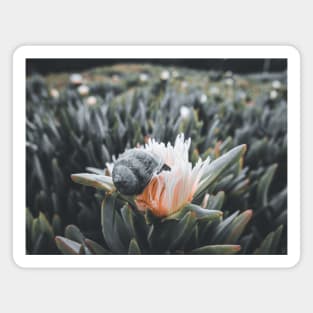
[[26, 64, 287, 255]]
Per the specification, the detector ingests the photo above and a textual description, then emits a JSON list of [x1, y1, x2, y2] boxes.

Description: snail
[[112, 149, 170, 196]]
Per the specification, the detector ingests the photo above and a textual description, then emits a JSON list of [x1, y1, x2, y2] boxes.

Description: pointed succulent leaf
[[33, 154, 47, 190], [223, 210, 253, 244], [255, 225, 284, 254], [65, 224, 85, 244], [71, 173, 115, 192], [121, 204, 136, 239], [254, 232, 275, 254], [32, 233, 48, 254], [188, 204, 223, 221], [210, 211, 240, 243], [128, 238, 141, 254], [26, 208, 34, 232], [256, 164, 278, 208], [168, 212, 197, 250], [192, 245, 241, 254], [38, 212, 54, 240], [84, 239, 109, 255], [194, 144, 247, 199], [101, 194, 126, 253], [270, 225, 284, 252], [52, 214, 62, 236], [163, 203, 222, 222], [184, 224, 199, 251], [55, 236, 81, 255], [31, 218, 40, 246], [205, 191, 225, 211], [52, 158, 65, 191], [86, 166, 105, 175]]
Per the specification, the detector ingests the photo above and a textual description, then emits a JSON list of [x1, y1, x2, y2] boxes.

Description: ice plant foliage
[[26, 65, 287, 255], [135, 134, 211, 217]]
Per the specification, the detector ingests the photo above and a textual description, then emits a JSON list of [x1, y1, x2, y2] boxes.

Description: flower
[[272, 80, 282, 90], [200, 94, 207, 104], [160, 70, 170, 81], [69, 73, 83, 85], [180, 106, 191, 119], [86, 96, 97, 106], [77, 85, 90, 96], [139, 73, 149, 82], [49, 88, 59, 99], [270, 90, 278, 100], [135, 134, 211, 217]]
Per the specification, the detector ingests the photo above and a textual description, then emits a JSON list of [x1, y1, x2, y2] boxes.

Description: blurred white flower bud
[[200, 94, 207, 103], [160, 70, 170, 81], [272, 80, 282, 90], [69, 73, 83, 85], [86, 96, 97, 106], [112, 74, 120, 82], [139, 73, 149, 82], [270, 90, 278, 100], [77, 85, 89, 96], [172, 70, 179, 78], [225, 78, 234, 86], [224, 70, 233, 78], [181, 81, 188, 89], [50, 88, 59, 99], [180, 106, 191, 119], [209, 86, 220, 96]]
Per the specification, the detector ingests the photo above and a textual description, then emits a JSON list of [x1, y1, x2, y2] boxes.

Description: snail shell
[[112, 149, 169, 196]]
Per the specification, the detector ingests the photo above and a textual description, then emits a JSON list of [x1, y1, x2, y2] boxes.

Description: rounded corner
[[12, 45, 30, 61], [284, 45, 301, 61], [12, 251, 27, 269], [285, 251, 301, 269]]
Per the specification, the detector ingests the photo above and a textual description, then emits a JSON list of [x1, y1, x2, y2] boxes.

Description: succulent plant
[[26, 64, 287, 255]]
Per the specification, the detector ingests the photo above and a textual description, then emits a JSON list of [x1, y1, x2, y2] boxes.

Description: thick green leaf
[[52, 158, 64, 193], [128, 238, 141, 254], [255, 225, 284, 254], [194, 144, 247, 199], [31, 218, 40, 246], [205, 191, 225, 211], [55, 236, 81, 255], [163, 203, 222, 222], [52, 214, 62, 236], [185, 224, 199, 251], [256, 164, 277, 208], [192, 245, 241, 254], [101, 194, 126, 253], [84, 239, 109, 255], [86, 167, 105, 175], [33, 154, 47, 190], [121, 204, 136, 239], [26, 208, 33, 232], [229, 179, 250, 196], [210, 211, 240, 243], [270, 225, 284, 252], [38, 212, 54, 240], [215, 174, 234, 191], [224, 210, 253, 244], [254, 232, 274, 254], [168, 212, 197, 250], [71, 173, 115, 192], [32, 233, 48, 254], [114, 207, 132, 247], [65, 224, 85, 244]]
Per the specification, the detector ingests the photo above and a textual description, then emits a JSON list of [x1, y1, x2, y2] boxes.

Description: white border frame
[[13, 45, 300, 268]]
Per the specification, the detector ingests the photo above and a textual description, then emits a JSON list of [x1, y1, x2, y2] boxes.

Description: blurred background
[[27, 58, 287, 76]]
